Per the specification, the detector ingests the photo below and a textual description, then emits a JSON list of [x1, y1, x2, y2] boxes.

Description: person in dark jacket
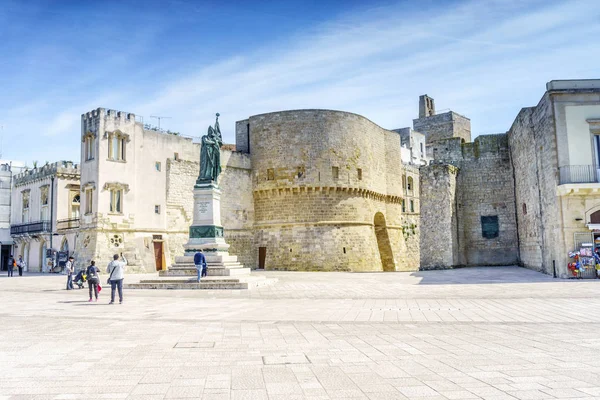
[[86, 261, 100, 302], [193, 250, 207, 283], [7, 255, 14, 277]]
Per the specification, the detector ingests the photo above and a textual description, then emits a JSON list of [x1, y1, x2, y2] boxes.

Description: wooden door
[[153, 242, 163, 271], [258, 247, 266, 269]]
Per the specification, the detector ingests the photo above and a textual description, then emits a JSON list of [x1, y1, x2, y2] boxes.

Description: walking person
[[17, 256, 23, 276], [106, 253, 127, 304], [194, 250, 207, 283], [65, 256, 75, 290], [86, 261, 100, 302], [7, 255, 14, 277]]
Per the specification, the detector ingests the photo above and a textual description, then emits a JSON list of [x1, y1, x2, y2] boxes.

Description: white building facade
[[75, 108, 200, 272], [10, 162, 80, 272]]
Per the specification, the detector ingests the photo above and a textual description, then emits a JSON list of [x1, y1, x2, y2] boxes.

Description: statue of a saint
[[198, 113, 223, 183]]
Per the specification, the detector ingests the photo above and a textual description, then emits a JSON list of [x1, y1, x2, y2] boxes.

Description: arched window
[[402, 175, 406, 189], [591, 210, 600, 224], [61, 238, 69, 253], [407, 177, 414, 192], [71, 193, 80, 219]]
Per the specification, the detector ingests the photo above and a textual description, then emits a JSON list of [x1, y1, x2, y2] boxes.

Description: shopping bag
[[98, 284, 102, 293]]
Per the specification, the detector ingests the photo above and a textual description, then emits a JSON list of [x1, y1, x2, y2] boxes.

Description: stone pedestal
[[127, 181, 276, 290]]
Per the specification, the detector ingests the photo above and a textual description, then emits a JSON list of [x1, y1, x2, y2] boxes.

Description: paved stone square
[[1, 266, 600, 400]]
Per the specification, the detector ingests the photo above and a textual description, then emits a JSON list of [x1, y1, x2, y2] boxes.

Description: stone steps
[[125, 275, 277, 290]]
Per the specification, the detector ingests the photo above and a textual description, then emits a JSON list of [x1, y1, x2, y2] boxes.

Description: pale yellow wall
[[565, 105, 600, 166]]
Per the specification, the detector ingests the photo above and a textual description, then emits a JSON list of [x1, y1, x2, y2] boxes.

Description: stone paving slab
[[1, 267, 599, 399]]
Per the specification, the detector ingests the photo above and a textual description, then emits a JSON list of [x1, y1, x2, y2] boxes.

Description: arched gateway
[[374, 212, 395, 272]]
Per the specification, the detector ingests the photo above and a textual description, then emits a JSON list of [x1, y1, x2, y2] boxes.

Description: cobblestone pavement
[[1, 266, 599, 400]]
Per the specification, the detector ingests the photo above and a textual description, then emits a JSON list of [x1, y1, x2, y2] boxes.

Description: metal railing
[[559, 165, 600, 184], [10, 220, 51, 235], [56, 218, 80, 231]]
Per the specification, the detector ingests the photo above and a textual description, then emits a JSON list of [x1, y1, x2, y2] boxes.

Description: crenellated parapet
[[81, 108, 136, 137], [14, 161, 80, 186]]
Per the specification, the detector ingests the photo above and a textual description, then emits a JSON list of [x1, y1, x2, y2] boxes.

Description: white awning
[[0, 240, 14, 245]]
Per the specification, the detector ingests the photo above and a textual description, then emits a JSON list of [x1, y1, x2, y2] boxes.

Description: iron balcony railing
[[10, 220, 51, 235], [559, 165, 600, 184], [56, 218, 80, 231]]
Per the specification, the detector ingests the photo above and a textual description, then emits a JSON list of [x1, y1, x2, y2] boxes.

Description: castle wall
[[413, 111, 471, 144], [246, 110, 416, 271], [422, 135, 518, 267], [456, 135, 518, 265], [508, 107, 545, 271], [419, 164, 458, 269]]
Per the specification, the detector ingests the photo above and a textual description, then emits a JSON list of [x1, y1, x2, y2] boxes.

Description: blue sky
[[0, 0, 598, 166]]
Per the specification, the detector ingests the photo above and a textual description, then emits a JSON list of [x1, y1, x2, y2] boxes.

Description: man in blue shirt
[[193, 250, 207, 283]]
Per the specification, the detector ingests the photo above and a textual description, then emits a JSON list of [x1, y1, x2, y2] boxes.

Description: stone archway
[[374, 212, 395, 272]]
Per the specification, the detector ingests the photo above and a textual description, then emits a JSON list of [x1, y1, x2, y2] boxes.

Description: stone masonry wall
[[421, 134, 518, 267], [246, 110, 417, 271], [413, 111, 471, 144], [508, 94, 562, 276], [456, 135, 518, 265], [420, 164, 458, 269]]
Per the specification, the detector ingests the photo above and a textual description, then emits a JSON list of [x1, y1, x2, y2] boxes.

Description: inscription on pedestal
[[198, 201, 210, 214]]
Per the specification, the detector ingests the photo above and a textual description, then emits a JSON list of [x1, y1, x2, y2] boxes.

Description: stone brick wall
[[420, 134, 518, 267], [419, 164, 458, 269], [413, 111, 471, 144], [508, 94, 563, 276], [456, 135, 518, 265], [244, 110, 418, 271]]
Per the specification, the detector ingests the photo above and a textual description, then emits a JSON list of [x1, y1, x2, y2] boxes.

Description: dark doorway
[[374, 212, 395, 272], [153, 241, 164, 271], [1, 245, 10, 272], [591, 210, 600, 224], [258, 247, 266, 269]]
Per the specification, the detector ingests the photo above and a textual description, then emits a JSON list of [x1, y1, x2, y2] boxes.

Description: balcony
[[10, 220, 51, 235], [559, 165, 600, 184], [56, 218, 80, 231]]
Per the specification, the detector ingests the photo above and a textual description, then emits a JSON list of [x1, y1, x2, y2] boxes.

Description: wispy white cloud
[[2, 0, 599, 165]]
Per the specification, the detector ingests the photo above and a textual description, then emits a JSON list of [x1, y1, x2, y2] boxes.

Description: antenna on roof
[[150, 115, 172, 130]]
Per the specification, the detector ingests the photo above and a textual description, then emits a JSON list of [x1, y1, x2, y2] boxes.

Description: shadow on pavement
[[409, 266, 557, 285]]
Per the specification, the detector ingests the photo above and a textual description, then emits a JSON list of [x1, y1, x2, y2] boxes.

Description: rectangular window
[[155, 162, 161, 172], [40, 186, 49, 206], [108, 134, 126, 161], [297, 166, 305, 178], [332, 166, 339, 179], [22, 191, 30, 223], [357, 168, 362, 180], [401, 199, 406, 213], [267, 169, 274, 180], [410, 200, 414, 213], [110, 189, 122, 214], [174, 152, 179, 161], [481, 215, 499, 239], [85, 136, 94, 161], [420, 142, 424, 157], [155, 205, 161, 214], [85, 189, 93, 215]]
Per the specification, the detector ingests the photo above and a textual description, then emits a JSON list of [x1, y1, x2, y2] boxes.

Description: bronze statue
[[198, 113, 223, 183]]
